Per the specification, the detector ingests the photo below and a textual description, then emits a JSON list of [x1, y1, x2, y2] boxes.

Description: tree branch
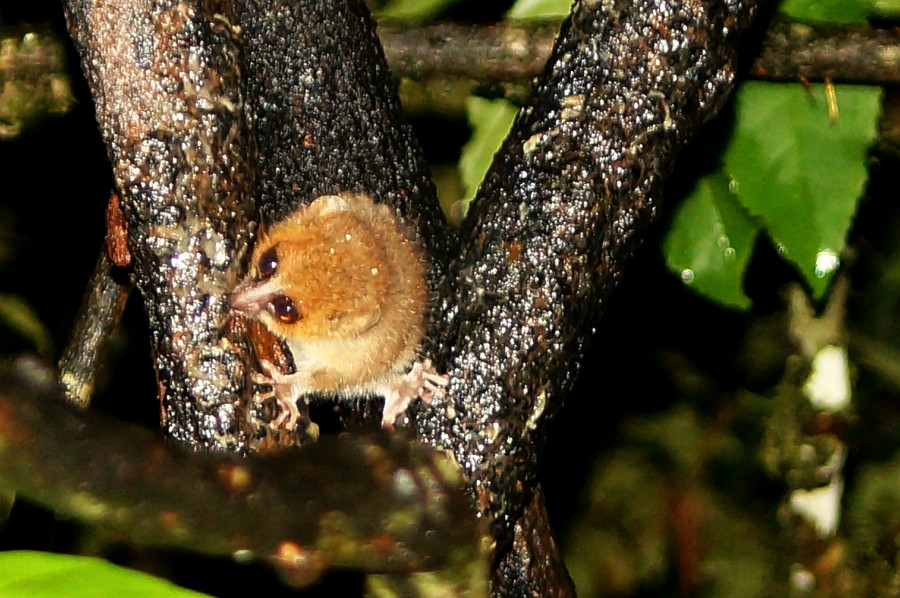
[[0, 357, 485, 590], [380, 18, 900, 87], [750, 20, 900, 84], [379, 21, 558, 87], [415, 0, 757, 591], [57, 250, 130, 409], [62, 0, 258, 451], [4, 18, 897, 139]]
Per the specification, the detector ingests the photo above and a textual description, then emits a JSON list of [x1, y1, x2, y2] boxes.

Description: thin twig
[[57, 250, 130, 409]]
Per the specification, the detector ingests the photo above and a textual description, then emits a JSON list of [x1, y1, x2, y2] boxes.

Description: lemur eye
[[270, 295, 303, 324], [257, 246, 279, 279]]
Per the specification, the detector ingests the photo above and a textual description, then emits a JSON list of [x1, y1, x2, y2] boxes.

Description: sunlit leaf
[[458, 97, 518, 211], [0, 552, 209, 598], [507, 0, 572, 19], [664, 173, 760, 309], [779, 0, 872, 23], [376, 0, 459, 20], [723, 81, 881, 298]]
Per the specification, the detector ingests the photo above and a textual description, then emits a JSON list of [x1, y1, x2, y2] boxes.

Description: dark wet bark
[[2, 0, 761, 594]]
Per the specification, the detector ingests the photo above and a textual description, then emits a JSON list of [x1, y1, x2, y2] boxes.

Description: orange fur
[[230, 193, 439, 427]]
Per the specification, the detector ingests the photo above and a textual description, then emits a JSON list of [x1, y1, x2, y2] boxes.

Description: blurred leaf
[[0, 293, 53, 357], [871, 0, 900, 19], [664, 173, 760, 309], [563, 450, 668, 597], [848, 454, 900, 561], [723, 81, 880, 298], [507, 0, 571, 19], [455, 0, 569, 218], [779, 0, 872, 23], [0, 551, 209, 597], [564, 405, 777, 597], [0, 30, 76, 139], [376, 0, 459, 20], [458, 97, 518, 211]]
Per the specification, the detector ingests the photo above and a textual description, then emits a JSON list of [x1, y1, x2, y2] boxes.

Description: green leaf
[[664, 173, 760, 309], [871, 0, 900, 19], [0, 293, 53, 357], [778, 0, 873, 23], [723, 81, 881, 298], [0, 551, 210, 598], [507, 0, 572, 19], [459, 97, 518, 208], [376, 0, 459, 21]]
